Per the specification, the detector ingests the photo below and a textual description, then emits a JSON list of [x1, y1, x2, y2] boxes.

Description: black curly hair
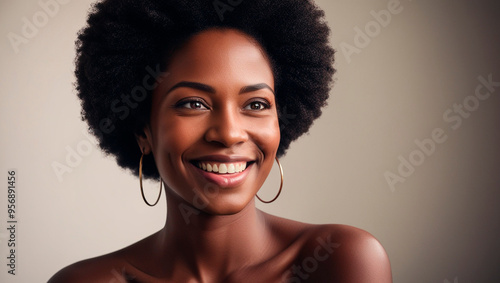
[[76, 0, 335, 179]]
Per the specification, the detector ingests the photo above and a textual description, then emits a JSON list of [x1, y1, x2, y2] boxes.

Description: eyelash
[[173, 98, 272, 111], [174, 98, 209, 110], [244, 100, 271, 111]]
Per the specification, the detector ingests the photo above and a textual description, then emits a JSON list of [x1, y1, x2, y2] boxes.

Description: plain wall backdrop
[[1, 0, 499, 282]]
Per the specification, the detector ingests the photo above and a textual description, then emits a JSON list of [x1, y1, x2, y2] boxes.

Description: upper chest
[[117, 244, 334, 283]]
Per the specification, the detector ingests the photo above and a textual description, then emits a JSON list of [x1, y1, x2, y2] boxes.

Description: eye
[[244, 100, 271, 111], [175, 99, 209, 110]]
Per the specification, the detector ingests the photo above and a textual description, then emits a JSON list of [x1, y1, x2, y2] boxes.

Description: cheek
[[150, 117, 205, 202], [163, 121, 198, 146], [152, 117, 200, 174], [249, 116, 281, 156]]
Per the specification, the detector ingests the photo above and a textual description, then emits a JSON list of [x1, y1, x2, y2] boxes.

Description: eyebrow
[[166, 81, 275, 96], [240, 83, 275, 95]]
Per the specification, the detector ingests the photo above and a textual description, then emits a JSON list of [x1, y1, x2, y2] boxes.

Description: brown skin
[[49, 29, 392, 283]]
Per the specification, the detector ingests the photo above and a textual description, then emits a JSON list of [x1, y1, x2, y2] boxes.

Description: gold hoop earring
[[256, 158, 283, 204], [139, 152, 162, 207]]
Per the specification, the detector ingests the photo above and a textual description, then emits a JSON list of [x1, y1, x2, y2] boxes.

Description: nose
[[204, 106, 249, 147]]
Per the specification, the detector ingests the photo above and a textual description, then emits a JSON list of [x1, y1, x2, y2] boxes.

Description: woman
[[49, 0, 392, 282]]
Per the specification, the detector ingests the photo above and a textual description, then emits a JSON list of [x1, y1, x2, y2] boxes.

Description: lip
[[189, 160, 254, 189]]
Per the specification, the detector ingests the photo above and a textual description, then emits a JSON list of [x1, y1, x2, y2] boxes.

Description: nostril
[[204, 125, 248, 147]]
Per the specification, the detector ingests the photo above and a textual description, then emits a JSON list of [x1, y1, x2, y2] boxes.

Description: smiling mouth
[[194, 161, 254, 174]]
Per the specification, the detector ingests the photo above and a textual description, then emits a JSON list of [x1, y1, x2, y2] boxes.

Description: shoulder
[[48, 231, 160, 282], [299, 224, 393, 282], [261, 212, 392, 282], [47, 252, 131, 283]]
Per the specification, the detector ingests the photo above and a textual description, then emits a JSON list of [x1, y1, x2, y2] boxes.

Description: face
[[138, 29, 280, 215]]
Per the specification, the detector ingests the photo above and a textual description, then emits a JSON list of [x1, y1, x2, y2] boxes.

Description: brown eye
[[175, 99, 209, 110], [189, 101, 203, 109], [244, 101, 270, 111]]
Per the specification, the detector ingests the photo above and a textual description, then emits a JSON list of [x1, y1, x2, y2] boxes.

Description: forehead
[[164, 29, 275, 88]]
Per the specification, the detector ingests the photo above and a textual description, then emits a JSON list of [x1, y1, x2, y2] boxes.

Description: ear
[[135, 125, 153, 155]]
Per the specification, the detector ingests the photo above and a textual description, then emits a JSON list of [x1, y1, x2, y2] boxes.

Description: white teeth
[[219, 164, 227, 174], [197, 161, 248, 174], [227, 164, 235, 174]]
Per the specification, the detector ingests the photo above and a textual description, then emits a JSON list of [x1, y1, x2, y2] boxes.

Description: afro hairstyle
[[75, 0, 335, 179]]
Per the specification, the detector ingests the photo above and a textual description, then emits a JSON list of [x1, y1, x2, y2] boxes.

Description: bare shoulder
[[299, 224, 393, 282], [47, 253, 128, 283], [261, 212, 392, 282], [47, 232, 158, 283]]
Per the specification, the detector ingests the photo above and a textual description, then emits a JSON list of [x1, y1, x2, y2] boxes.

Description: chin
[[202, 195, 255, 216]]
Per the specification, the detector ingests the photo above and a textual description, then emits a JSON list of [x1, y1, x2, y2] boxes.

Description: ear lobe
[[135, 126, 152, 155]]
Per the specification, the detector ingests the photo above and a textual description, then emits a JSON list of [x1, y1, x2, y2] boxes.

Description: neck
[[157, 190, 271, 279]]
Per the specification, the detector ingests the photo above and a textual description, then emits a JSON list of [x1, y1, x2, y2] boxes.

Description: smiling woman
[[139, 30, 281, 215], [48, 0, 391, 282]]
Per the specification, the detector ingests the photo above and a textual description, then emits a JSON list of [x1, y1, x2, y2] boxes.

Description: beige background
[[1, 0, 499, 282]]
